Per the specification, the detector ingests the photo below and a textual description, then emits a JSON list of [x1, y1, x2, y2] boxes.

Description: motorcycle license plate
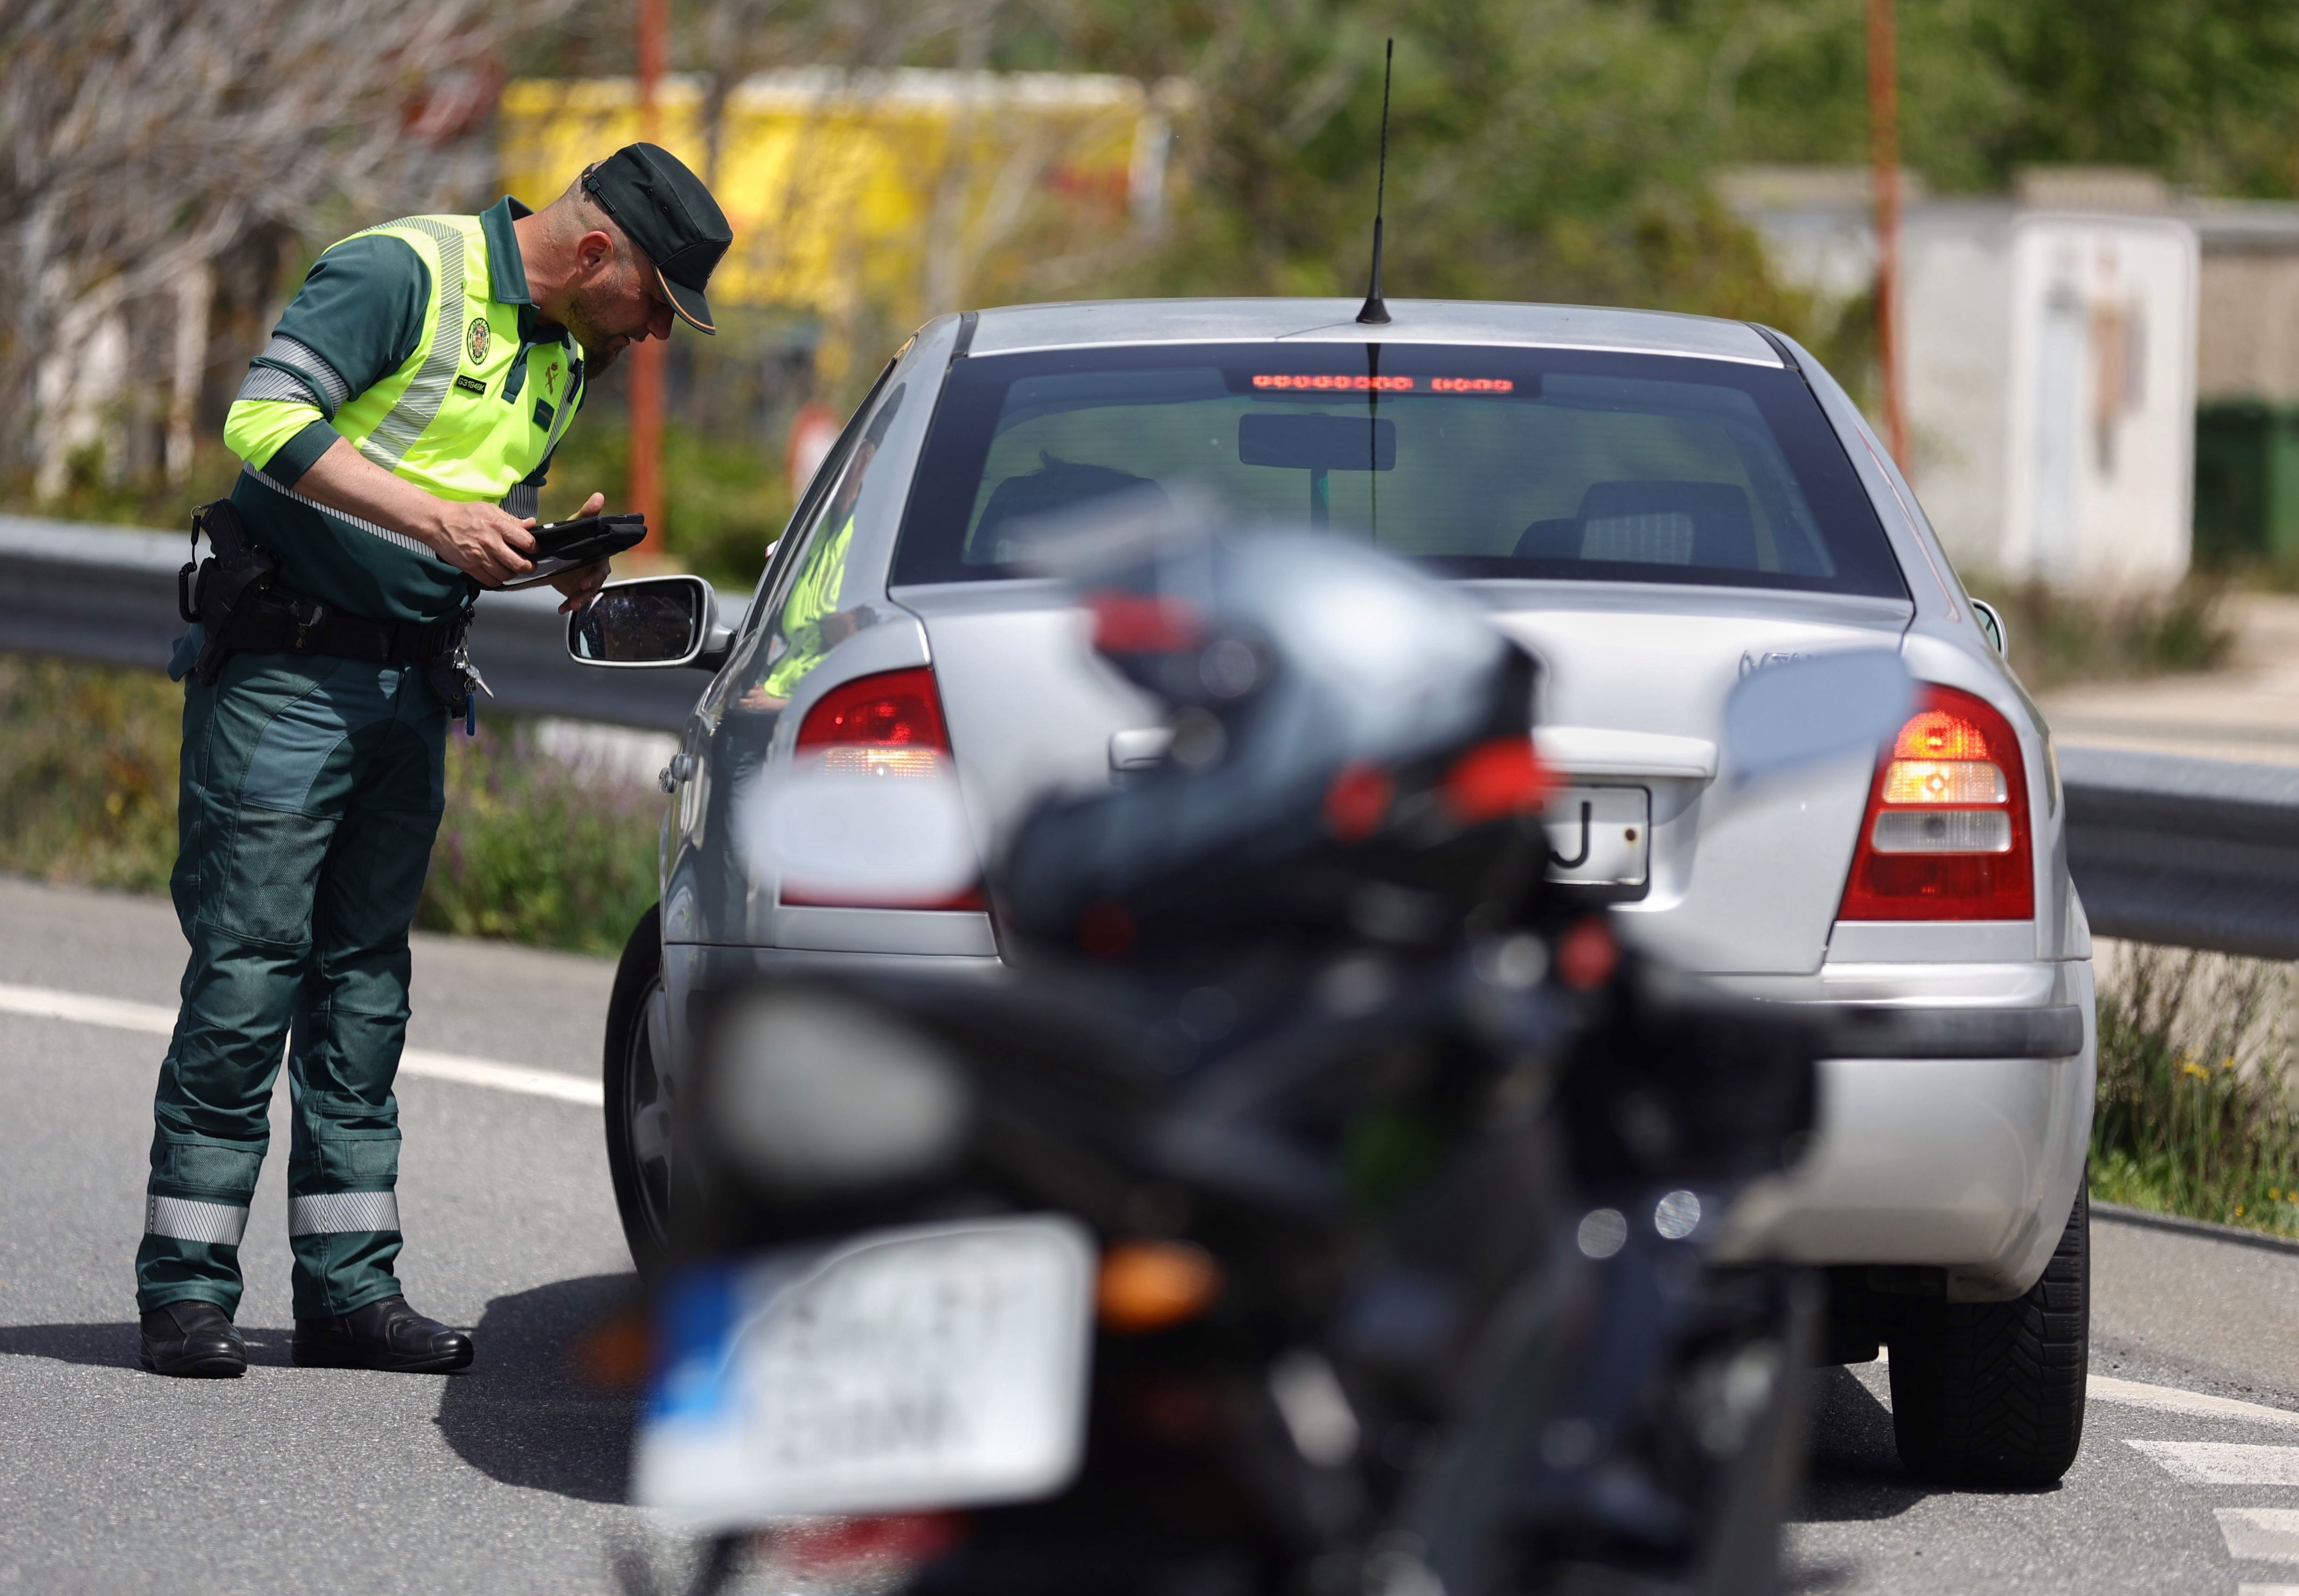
[[1543, 784, 1650, 886], [632, 1216, 1096, 1529]]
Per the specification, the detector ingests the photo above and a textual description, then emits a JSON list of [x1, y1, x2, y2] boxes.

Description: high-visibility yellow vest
[[330, 212, 583, 515]]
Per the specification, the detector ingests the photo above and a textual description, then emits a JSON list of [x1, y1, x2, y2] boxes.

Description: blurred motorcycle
[[618, 525, 1912, 1596]]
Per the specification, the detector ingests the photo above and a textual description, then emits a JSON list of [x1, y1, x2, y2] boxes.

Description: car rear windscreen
[[891, 341, 1907, 598]]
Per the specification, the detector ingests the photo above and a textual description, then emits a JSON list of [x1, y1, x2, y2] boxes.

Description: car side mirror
[[1970, 597, 2008, 657], [1722, 649, 1913, 784], [567, 575, 733, 672]]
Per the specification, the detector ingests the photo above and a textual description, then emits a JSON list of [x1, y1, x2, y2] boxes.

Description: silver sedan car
[[573, 298, 2096, 1487]]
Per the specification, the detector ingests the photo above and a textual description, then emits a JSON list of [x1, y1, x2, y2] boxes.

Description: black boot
[[292, 1296, 473, 1373], [139, 1301, 247, 1378]]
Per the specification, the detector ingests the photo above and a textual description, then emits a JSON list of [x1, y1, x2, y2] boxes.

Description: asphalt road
[[9, 874, 2299, 1593]]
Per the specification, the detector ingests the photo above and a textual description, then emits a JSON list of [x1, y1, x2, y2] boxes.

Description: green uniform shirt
[[220, 197, 584, 625]]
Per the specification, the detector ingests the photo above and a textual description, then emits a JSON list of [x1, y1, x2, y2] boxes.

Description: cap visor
[[657, 266, 715, 334]]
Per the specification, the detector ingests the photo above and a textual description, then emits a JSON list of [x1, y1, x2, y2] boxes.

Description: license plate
[[633, 1216, 1097, 1528], [1543, 784, 1650, 886]]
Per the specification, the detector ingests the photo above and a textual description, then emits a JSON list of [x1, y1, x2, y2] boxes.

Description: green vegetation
[[0, 655, 662, 957], [0, 654, 181, 894], [425, 719, 664, 956], [2090, 943, 2299, 1235], [1965, 577, 2236, 692]]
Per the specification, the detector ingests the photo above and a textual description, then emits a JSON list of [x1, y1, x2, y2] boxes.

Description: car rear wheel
[[1888, 1186, 2088, 1487], [604, 902, 674, 1275]]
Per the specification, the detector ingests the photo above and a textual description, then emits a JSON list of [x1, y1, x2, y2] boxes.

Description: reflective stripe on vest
[[243, 463, 437, 562], [356, 216, 467, 472], [315, 213, 583, 515]]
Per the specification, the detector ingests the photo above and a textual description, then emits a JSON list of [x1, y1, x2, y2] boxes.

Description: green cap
[[581, 143, 732, 334]]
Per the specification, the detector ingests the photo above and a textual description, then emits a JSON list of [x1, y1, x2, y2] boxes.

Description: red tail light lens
[[786, 667, 982, 909], [795, 666, 953, 779], [1836, 685, 2034, 921]]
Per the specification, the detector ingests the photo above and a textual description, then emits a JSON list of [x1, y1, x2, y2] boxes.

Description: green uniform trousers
[[136, 648, 447, 1320]]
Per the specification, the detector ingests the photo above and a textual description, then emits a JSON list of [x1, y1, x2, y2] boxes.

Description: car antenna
[[1354, 38, 1395, 326]]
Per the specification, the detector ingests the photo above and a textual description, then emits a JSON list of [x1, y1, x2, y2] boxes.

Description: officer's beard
[[561, 279, 635, 375]]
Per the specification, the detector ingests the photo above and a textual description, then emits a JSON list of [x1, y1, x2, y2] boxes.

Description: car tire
[[603, 902, 674, 1276], [1888, 1185, 2088, 1487]]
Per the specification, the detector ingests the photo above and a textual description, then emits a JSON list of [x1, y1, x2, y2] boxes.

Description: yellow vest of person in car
[[332, 214, 585, 506]]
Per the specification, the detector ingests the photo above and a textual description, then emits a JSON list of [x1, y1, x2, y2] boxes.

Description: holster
[[180, 497, 479, 711], [181, 498, 279, 685]]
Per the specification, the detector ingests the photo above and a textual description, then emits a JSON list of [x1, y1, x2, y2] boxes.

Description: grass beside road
[[2089, 942, 2299, 1236], [1965, 577, 2235, 693], [0, 654, 662, 958]]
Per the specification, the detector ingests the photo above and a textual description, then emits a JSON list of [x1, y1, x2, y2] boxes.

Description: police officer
[[137, 145, 733, 1377]]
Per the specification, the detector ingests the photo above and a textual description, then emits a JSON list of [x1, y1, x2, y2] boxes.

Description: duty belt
[[179, 496, 484, 714], [212, 596, 466, 669]]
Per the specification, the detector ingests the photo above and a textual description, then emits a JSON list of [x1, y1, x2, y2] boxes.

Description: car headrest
[[1573, 479, 1758, 569], [971, 454, 1167, 562]]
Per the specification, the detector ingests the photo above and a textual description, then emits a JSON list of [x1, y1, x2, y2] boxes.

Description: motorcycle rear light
[[1443, 737, 1556, 824], [1097, 1240, 1222, 1332], [769, 1513, 963, 1577], [786, 667, 983, 909], [1088, 590, 1205, 654], [1837, 685, 2033, 921]]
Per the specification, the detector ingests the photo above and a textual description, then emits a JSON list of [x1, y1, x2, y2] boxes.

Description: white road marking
[[1876, 1349, 2299, 1428], [2219, 1510, 2299, 1563], [2241, 1587, 2299, 1596], [2130, 1441, 2299, 1484], [2093, 1376, 2299, 1428], [0, 981, 603, 1106]]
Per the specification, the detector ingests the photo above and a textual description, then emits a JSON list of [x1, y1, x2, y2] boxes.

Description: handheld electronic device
[[493, 512, 648, 590]]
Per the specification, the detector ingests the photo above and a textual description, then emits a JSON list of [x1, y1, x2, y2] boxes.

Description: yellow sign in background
[[499, 69, 1176, 361]]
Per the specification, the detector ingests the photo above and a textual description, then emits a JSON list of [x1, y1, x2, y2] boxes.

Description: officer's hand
[[551, 560, 611, 615], [428, 500, 537, 587], [542, 494, 611, 613]]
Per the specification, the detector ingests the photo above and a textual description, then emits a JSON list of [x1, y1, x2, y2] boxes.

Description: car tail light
[[786, 667, 982, 909], [795, 666, 952, 778], [1836, 685, 2034, 921]]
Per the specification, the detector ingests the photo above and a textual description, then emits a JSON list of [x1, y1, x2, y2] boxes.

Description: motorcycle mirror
[[738, 770, 979, 904], [1722, 650, 1913, 784]]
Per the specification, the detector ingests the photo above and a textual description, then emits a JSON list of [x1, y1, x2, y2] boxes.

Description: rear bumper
[[1709, 960, 2097, 1300]]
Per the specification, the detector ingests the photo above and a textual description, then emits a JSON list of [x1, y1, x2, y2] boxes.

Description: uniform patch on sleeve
[[454, 374, 488, 396]]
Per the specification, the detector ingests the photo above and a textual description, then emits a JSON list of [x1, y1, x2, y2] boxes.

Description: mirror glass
[[569, 578, 705, 666], [1723, 649, 1914, 783]]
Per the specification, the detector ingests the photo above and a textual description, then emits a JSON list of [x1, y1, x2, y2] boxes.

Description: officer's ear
[[573, 229, 619, 279]]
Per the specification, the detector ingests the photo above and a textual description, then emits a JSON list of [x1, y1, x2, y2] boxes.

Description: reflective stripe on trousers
[[146, 1195, 249, 1246], [288, 1192, 401, 1235]]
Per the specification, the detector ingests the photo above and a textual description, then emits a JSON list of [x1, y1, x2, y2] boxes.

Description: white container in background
[[1997, 216, 2198, 590]]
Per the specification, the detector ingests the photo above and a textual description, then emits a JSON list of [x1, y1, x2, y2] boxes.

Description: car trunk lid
[[899, 576, 1913, 977], [1477, 580, 1914, 974]]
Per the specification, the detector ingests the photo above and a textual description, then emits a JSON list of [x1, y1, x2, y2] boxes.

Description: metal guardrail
[[10, 515, 2299, 959], [0, 514, 740, 731], [2060, 747, 2299, 960]]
